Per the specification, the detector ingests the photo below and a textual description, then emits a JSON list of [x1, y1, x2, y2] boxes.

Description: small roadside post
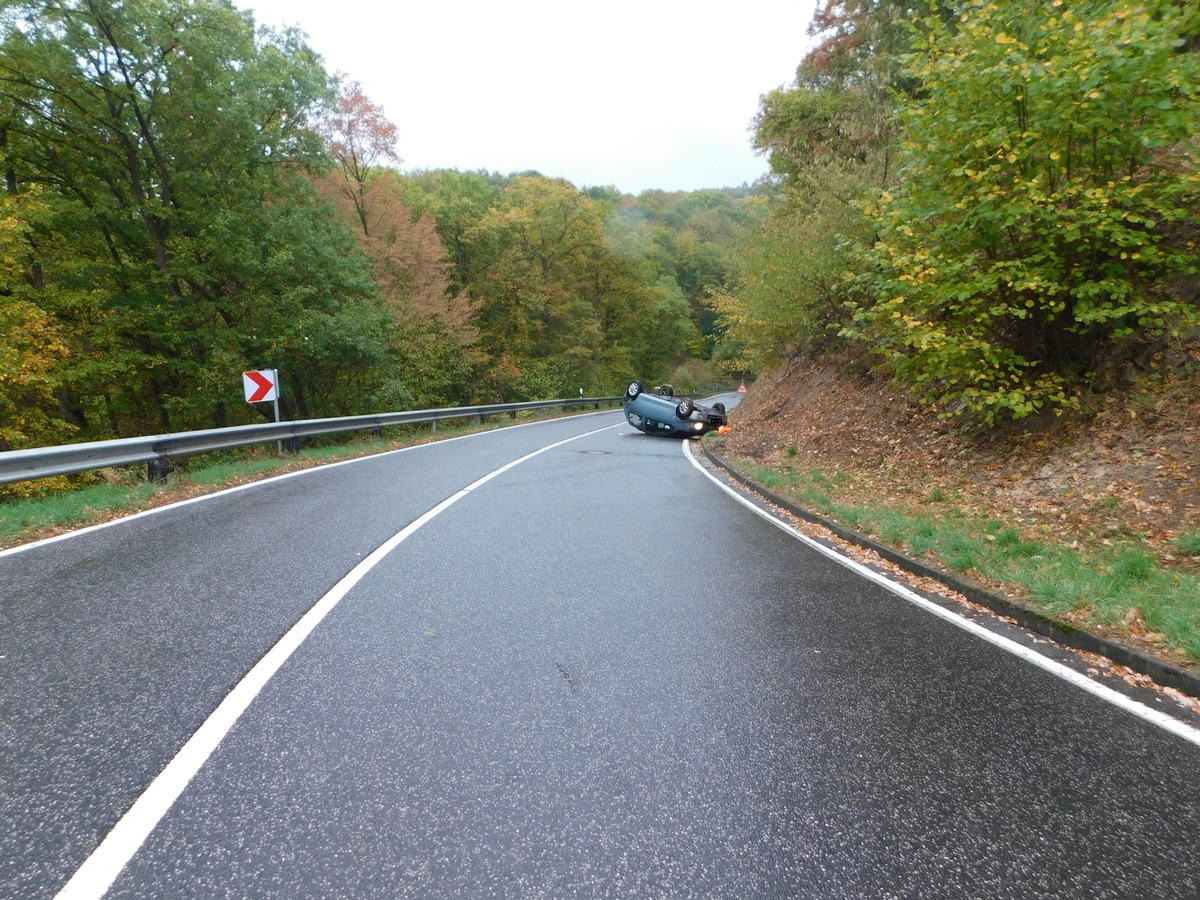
[[243, 369, 282, 452]]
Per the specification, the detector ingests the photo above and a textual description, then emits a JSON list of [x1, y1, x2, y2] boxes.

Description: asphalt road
[[2, 400, 1199, 899]]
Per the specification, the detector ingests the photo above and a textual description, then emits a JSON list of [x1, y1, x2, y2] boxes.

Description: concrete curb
[[702, 444, 1200, 702]]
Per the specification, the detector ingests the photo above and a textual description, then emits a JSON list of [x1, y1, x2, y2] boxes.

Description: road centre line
[[54, 422, 621, 900], [683, 440, 1200, 750], [1, 409, 618, 560]]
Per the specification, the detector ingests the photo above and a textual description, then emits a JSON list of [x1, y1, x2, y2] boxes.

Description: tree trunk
[[149, 379, 172, 432], [56, 388, 89, 430], [292, 379, 310, 420]]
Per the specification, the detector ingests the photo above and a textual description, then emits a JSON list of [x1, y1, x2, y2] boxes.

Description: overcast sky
[[234, 0, 817, 194]]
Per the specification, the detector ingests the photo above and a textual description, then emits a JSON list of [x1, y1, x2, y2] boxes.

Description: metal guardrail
[[0, 397, 623, 487]]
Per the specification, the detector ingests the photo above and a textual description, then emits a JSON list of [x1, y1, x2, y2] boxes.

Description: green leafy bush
[[847, 0, 1200, 423]]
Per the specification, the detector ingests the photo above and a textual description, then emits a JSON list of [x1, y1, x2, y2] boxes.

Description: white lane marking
[[54, 422, 621, 900], [1, 410, 620, 560], [683, 441, 1200, 749]]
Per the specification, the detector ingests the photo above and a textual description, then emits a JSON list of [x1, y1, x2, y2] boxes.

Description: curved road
[[2, 401, 1199, 898]]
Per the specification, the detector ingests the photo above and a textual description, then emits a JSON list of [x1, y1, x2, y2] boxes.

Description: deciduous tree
[[317, 82, 478, 406], [319, 78, 401, 236], [0, 0, 391, 433], [0, 188, 70, 454], [848, 0, 1200, 422]]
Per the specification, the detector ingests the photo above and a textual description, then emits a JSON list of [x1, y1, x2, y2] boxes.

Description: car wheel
[[657, 385, 673, 397], [676, 398, 695, 418], [712, 402, 726, 414], [626, 380, 643, 401]]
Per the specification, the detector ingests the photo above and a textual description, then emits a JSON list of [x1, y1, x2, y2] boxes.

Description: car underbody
[[622, 381, 727, 437]]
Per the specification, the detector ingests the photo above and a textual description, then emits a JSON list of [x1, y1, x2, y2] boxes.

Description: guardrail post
[[147, 459, 170, 484], [431, 420, 437, 433]]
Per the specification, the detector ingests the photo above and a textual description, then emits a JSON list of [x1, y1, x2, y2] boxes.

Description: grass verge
[[0, 409, 596, 550], [717, 454, 1200, 667]]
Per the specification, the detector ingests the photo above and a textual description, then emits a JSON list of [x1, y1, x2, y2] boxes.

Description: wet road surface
[[3, 403, 1199, 898]]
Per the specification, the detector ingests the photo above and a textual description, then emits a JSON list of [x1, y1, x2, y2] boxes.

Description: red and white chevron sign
[[242, 369, 279, 403]]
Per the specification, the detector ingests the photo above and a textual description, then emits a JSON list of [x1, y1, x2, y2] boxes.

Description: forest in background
[[0, 0, 760, 460], [3, 0, 1198, 468]]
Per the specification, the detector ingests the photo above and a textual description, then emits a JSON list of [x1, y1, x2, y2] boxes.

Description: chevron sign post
[[243, 369, 278, 403], [243, 369, 282, 451]]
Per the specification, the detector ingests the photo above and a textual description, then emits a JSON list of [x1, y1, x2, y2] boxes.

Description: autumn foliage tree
[[848, 0, 1200, 422], [466, 176, 605, 396], [0, 0, 755, 458], [317, 81, 478, 406], [457, 175, 709, 399], [716, 10, 895, 372], [0, 0, 403, 435], [319, 79, 401, 235], [722, 0, 1200, 426], [0, 189, 70, 455]]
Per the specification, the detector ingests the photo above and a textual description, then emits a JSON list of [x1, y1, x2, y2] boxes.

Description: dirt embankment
[[725, 351, 1199, 560], [717, 348, 1200, 668]]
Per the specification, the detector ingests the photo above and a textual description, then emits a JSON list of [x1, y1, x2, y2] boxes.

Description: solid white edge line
[[2, 409, 619, 560], [53, 422, 621, 900], [683, 441, 1200, 749]]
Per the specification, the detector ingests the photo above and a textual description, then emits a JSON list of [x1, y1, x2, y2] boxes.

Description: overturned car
[[623, 380, 728, 437]]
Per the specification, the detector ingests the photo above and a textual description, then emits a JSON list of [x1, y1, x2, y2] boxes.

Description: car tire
[[676, 398, 695, 418], [712, 402, 726, 414], [626, 380, 643, 401], [657, 385, 674, 397]]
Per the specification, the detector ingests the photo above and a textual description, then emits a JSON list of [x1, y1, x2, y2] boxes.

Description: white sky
[[235, 0, 817, 194]]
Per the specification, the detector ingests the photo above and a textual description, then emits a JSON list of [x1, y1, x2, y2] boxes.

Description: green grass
[[726, 456, 1200, 666], [0, 451, 334, 546], [1171, 530, 1200, 556], [1, 481, 160, 540]]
